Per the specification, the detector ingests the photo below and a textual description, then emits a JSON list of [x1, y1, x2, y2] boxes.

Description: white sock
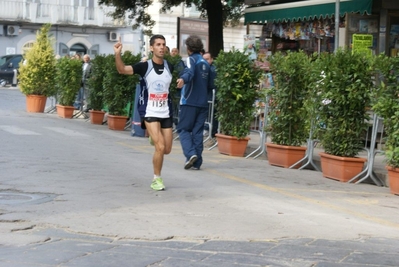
[[154, 175, 161, 179]]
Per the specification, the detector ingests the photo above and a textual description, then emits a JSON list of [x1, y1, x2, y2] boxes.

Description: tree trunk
[[206, 0, 224, 58]]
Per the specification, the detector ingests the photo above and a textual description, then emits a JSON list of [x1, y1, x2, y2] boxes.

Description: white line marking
[[0, 125, 41, 135], [44, 127, 89, 137]]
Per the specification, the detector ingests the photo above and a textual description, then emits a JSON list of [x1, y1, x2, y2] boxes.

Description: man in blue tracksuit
[[176, 35, 211, 170]]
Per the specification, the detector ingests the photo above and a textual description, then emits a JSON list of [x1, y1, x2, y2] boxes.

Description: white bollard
[[12, 69, 18, 87]]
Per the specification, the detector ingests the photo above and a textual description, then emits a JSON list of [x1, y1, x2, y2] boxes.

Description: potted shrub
[[87, 54, 107, 124], [213, 48, 263, 157], [18, 23, 56, 113], [372, 54, 399, 194], [165, 53, 185, 126], [316, 49, 373, 182], [265, 51, 311, 168], [102, 51, 141, 130], [55, 57, 83, 118]]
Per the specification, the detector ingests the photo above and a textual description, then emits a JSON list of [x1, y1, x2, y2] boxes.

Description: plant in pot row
[[19, 23, 57, 113], [213, 48, 264, 157], [372, 54, 399, 195], [313, 49, 373, 182], [102, 51, 141, 130], [266, 50, 311, 168], [54, 57, 83, 118], [266, 48, 374, 184], [87, 54, 107, 124]]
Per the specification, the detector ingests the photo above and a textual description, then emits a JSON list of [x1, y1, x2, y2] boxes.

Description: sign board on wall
[[6, 47, 16, 55], [352, 34, 373, 56], [177, 17, 208, 59]]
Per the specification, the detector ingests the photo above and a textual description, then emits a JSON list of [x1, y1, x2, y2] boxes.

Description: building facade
[[0, 0, 261, 59], [143, 1, 262, 58], [0, 0, 142, 58]]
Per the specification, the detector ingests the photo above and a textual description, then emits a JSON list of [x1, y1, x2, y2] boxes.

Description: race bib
[[149, 93, 168, 108]]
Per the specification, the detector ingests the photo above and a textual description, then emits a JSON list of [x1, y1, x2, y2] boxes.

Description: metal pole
[[334, 0, 340, 52], [12, 69, 17, 87]]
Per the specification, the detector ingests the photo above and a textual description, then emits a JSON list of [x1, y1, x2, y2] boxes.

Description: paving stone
[[0, 261, 52, 267], [316, 262, 380, 267], [0, 248, 86, 266], [203, 253, 315, 267], [343, 251, 399, 266], [191, 240, 277, 254], [0, 232, 49, 247], [276, 238, 315, 246], [263, 244, 352, 262], [122, 240, 201, 250], [32, 239, 116, 253], [365, 237, 399, 249], [310, 238, 399, 254], [153, 257, 256, 267], [108, 244, 213, 261], [59, 251, 163, 267], [33, 228, 115, 243]]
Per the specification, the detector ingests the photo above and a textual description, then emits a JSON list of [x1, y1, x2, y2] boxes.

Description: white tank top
[[144, 62, 172, 118]]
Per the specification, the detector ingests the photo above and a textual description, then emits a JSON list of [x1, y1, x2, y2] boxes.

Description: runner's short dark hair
[[150, 35, 166, 46]]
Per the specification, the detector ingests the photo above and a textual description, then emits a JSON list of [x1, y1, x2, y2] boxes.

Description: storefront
[[244, 0, 399, 57]]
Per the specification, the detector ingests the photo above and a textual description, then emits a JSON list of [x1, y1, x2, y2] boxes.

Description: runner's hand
[[114, 36, 123, 54], [177, 78, 184, 88]]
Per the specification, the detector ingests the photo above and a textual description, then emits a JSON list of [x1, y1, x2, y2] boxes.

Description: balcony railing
[[0, 0, 126, 27]]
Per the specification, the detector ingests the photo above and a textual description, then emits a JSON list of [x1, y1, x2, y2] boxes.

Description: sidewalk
[[1, 84, 19, 90], [5, 82, 390, 187], [1, 229, 398, 267], [237, 130, 388, 187]]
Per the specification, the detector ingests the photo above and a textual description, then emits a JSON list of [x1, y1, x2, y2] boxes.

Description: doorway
[[69, 43, 87, 58], [387, 13, 399, 56]]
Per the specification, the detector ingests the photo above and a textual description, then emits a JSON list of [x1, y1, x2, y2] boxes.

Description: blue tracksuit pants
[[178, 105, 208, 168]]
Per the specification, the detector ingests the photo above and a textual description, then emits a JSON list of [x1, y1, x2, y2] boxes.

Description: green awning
[[245, 0, 373, 24]]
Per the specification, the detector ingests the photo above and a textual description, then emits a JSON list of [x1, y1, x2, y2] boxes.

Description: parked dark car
[[0, 54, 23, 86]]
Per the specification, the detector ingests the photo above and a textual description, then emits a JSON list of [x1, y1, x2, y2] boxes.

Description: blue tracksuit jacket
[[179, 52, 211, 108]]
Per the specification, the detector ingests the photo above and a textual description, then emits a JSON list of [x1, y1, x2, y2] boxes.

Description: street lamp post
[[334, 0, 340, 52]]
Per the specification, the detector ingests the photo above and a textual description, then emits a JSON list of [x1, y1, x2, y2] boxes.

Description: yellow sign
[[352, 34, 373, 56]]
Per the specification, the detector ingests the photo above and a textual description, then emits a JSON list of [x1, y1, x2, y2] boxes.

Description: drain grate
[[0, 191, 56, 205]]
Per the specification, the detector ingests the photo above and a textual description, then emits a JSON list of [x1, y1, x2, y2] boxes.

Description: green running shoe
[[149, 136, 154, 146], [151, 178, 165, 191]]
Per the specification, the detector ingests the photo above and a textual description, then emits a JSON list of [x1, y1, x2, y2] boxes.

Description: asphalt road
[[0, 87, 399, 267]]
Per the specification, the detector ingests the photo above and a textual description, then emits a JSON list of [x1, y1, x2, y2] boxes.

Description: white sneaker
[[184, 155, 198, 170]]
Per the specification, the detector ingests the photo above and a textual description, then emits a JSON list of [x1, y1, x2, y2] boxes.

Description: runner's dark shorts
[[141, 117, 173, 129]]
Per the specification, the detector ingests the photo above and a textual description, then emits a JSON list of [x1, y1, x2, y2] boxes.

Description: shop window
[[347, 14, 379, 55], [388, 16, 399, 57], [262, 17, 344, 55]]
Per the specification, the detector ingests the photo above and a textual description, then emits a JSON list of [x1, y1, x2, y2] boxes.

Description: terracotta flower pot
[[26, 95, 47, 113], [89, 110, 105, 125], [266, 143, 307, 168], [386, 166, 399, 195], [319, 152, 367, 182], [215, 133, 250, 157], [107, 114, 128, 131], [56, 104, 75, 119]]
